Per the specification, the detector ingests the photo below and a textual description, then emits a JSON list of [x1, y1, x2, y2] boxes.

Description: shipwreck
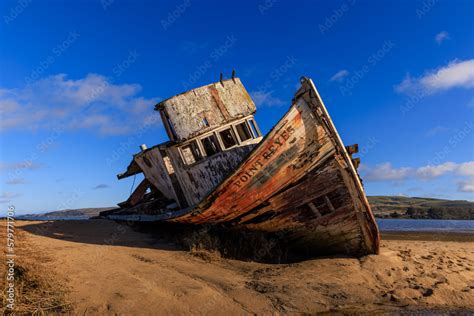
[[101, 75, 380, 256]]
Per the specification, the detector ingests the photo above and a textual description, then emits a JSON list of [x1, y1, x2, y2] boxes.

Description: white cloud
[[363, 163, 413, 181], [416, 162, 457, 178], [0, 162, 44, 171], [435, 31, 450, 45], [0, 192, 20, 199], [0, 192, 21, 204], [394, 75, 415, 94], [456, 161, 474, 176], [0, 74, 161, 135], [425, 125, 450, 137], [363, 161, 474, 181], [6, 178, 27, 185], [395, 59, 474, 94], [250, 91, 285, 107], [93, 184, 109, 189], [457, 179, 474, 193], [330, 70, 349, 82], [415, 161, 474, 179]]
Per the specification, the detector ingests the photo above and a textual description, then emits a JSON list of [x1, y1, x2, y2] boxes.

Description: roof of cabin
[[154, 78, 250, 111]]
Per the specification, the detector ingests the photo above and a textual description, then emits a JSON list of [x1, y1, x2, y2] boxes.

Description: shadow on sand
[[19, 219, 353, 264]]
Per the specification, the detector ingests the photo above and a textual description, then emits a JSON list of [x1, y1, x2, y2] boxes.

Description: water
[[15, 216, 474, 233], [377, 219, 474, 233], [16, 215, 90, 221]]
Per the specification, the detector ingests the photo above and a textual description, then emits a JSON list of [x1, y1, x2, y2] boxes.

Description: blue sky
[[1, 0, 473, 214]]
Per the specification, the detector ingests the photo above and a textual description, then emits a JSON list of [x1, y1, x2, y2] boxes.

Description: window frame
[[178, 140, 203, 166], [217, 126, 239, 149], [247, 118, 261, 138], [199, 133, 221, 157], [234, 120, 253, 143]]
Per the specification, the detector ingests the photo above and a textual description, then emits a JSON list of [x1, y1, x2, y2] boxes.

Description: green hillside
[[18, 207, 116, 219], [368, 196, 474, 220], [15, 197, 474, 221]]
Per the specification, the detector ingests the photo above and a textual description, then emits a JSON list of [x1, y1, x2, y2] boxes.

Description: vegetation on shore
[[17, 207, 116, 219], [0, 221, 71, 314], [369, 196, 474, 220], [13, 197, 474, 221]]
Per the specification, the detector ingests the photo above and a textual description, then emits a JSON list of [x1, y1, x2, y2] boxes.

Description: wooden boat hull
[[107, 78, 380, 256]]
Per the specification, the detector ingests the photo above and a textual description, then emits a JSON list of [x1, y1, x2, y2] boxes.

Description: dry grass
[[0, 220, 71, 315]]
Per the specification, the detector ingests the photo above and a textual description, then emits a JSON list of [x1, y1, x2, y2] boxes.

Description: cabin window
[[160, 149, 175, 174], [219, 128, 237, 149], [180, 141, 202, 165], [248, 119, 261, 138], [235, 121, 252, 142], [162, 156, 175, 174], [201, 134, 220, 157]]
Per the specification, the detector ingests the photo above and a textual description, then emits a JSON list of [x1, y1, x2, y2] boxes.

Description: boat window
[[219, 128, 237, 149], [180, 141, 202, 165], [160, 149, 175, 175], [235, 121, 252, 142], [201, 134, 220, 157], [248, 119, 261, 138], [163, 156, 175, 174]]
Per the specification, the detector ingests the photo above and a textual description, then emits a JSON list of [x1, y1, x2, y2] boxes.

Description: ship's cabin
[[117, 78, 264, 212]]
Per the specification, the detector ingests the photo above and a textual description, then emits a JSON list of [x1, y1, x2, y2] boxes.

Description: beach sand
[[2, 220, 473, 314]]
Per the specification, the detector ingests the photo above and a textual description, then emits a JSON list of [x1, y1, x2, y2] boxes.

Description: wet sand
[[5, 220, 474, 314]]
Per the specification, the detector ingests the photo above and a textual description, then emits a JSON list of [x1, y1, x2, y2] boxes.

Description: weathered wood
[[134, 147, 178, 203], [345, 144, 358, 155], [109, 77, 380, 257], [128, 179, 150, 206], [166, 142, 259, 206], [352, 157, 361, 169], [307, 202, 322, 217], [155, 78, 256, 142], [166, 78, 379, 255]]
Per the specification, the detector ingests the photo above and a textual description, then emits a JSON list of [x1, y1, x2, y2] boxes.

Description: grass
[[368, 196, 474, 219], [0, 221, 71, 315]]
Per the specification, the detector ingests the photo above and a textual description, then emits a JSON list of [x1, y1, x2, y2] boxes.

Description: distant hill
[[368, 196, 474, 220], [18, 207, 117, 220], [15, 197, 474, 221]]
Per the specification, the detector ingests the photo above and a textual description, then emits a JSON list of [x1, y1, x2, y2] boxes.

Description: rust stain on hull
[[106, 77, 380, 257], [172, 79, 378, 255]]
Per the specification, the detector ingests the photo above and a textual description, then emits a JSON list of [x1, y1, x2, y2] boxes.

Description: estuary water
[[377, 219, 474, 233]]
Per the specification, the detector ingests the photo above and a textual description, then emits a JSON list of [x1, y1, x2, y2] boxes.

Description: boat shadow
[[19, 219, 355, 264]]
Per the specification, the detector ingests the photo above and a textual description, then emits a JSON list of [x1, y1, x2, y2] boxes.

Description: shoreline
[[382, 231, 474, 242], [1, 220, 473, 314]]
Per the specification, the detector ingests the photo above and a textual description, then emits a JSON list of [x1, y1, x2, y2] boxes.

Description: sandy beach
[[1, 219, 473, 314]]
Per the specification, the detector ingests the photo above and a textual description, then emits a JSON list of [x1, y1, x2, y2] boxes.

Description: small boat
[[101, 76, 380, 256]]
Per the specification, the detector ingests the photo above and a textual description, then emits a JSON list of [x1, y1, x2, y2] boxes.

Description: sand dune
[[3, 220, 474, 314]]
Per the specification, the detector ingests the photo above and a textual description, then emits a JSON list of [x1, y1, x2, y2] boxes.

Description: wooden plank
[[307, 202, 321, 217], [128, 179, 150, 206]]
